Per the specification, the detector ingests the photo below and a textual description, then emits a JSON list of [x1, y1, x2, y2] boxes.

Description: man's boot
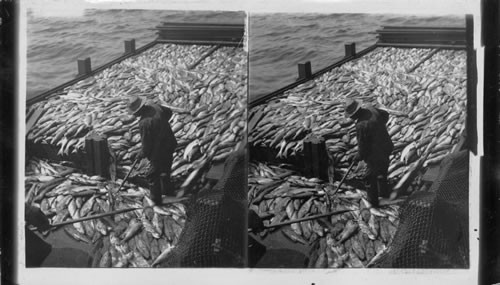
[[160, 173, 176, 197], [150, 180, 162, 205], [366, 180, 379, 208], [377, 175, 390, 198]]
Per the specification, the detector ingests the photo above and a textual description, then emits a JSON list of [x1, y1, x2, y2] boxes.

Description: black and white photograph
[[23, 8, 247, 268], [5, 0, 486, 284], [248, 13, 473, 269]]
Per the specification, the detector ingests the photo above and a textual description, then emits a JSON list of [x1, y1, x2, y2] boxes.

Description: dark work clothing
[[354, 105, 393, 206], [25, 203, 50, 231], [25, 227, 52, 267], [138, 104, 177, 202], [139, 104, 177, 162], [248, 210, 264, 233], [146, 151, 174, 201], [355, 105, 393, 163], [25, 204, 52, 267]]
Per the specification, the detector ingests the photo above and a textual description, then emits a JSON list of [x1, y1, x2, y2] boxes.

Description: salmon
[[281, 227, 308, 245]]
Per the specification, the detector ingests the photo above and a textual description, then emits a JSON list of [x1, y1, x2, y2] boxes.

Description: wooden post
[[124, 39, 136, 54], [85, 133, 96, 175], [297, 61, 312, 81], [93, 134, 110, 179], [84, 132, 110, 178], [345, 43, 356, 57], [303, 134, 329, 180], [303, 135, 313, 177], [77, 57, 91, 76]]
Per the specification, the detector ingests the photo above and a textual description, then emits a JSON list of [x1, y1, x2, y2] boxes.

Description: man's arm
[[160, 105, 173, 121], [356, 121, 371, 161], [377, 108, 390, 125], [139, 119, 154, 158]]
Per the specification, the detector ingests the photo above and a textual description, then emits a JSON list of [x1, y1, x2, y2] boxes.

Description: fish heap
[[249, 47, 466, 195], [248, 162, 400, 268], [27, 43, 247, 193], [26, 157, 187, 267]]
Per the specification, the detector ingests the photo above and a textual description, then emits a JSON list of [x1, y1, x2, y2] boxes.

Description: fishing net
[[372, 149, 469, 268], [159, 147, 247, 267]]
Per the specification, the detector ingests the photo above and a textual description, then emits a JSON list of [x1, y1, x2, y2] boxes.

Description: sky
[[24, 0, 478, 17]]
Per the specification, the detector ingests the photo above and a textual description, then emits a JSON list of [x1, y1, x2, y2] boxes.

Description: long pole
[[264, 208, 353, 229], [117, 158, 139, 192], [50, 207, 141, 228], [333, 160, 357, 195]]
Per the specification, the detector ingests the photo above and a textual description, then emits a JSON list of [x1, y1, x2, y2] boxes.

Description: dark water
[[27, 9, 245, 99], [249, 13, 464, 100], [28, 10, 464, 101]]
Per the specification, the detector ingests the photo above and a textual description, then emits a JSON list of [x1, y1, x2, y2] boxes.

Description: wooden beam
[[297, 61, 312, 81], [124, 39, 136, 54], [345, 43, 356, 57], [77, 57, 91, 76], [155, 22, 244, 44]]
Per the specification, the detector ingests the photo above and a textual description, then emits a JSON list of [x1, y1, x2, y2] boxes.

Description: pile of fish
[[249, 47, 466, 196], [26, 157, 187, 267], [26, 43, 247, 192], [248, 162, 400, 268]]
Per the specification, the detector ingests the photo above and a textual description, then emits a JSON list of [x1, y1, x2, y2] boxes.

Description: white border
[[18, 1, 481, 285]]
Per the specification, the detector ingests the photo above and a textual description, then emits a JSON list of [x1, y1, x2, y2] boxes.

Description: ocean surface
[[249, 13, 464, 100], [27, 9, 245, 99], [27, 10, 464, 100]]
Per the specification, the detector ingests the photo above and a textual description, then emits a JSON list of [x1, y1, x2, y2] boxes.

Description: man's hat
[[344, 98, 362, 118], [128, 96, 146, 115]]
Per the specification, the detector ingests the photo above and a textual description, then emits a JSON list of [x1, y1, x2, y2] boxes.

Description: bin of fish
[[248, 162, 400, 268], [26, 157, 189, 267], [249, 46, 466, 197], [26, 42, 247, 194]]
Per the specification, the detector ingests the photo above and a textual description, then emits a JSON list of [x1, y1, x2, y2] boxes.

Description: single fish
[[290, 212, 302, 236], [379, 219, 392, 243], [360, 208, 371, 223], [170, 220, 184, 244], [297, 197, 314, 218], [82, 220, 95, 240], [135, 234, 150, 260], [365, 240, 376, 262], [336, 220, 358, 245], [99, 251, 112, 268], [140, 214, 161, 239], [348, 251, 365, 268], [121, 218, 143, 243], [281, 227, 308, 245], [79, 195, 96, 217], [150, 239, 160, 261], [162, 216, 176, 243], [64, 225, 91, 243], [113, 220, 130, 238], [132, 250, 151, 268], [311, 220, 324, 237], [150, 244, 174, 267], [300, 220, 312, 240], [368, 215, 380, 238], [94, 219, 109, 236], [152, 213, 164, 235], [351, 236, 366, 261], [314, 252, 328, 268], [358, 219, 376, 240]]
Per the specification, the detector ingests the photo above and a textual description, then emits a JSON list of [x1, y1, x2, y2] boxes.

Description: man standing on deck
[[129, 96, 178, 205], [344, 98, 394, 208]]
